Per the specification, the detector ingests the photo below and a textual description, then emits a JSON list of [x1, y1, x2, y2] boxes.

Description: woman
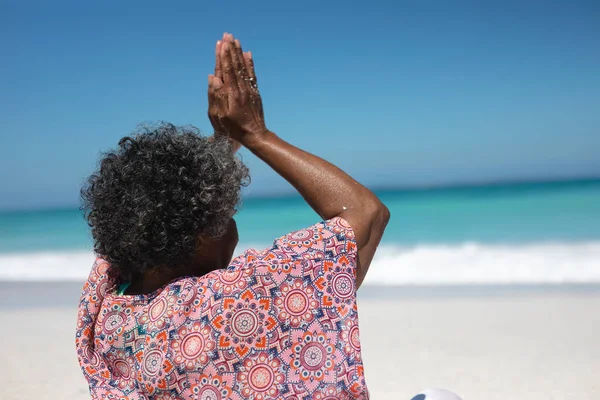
[[75, 33, 389, 398]]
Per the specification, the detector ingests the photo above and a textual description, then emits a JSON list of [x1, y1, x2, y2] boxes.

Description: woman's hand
[[208, 34, 241, 152], [208, 33, 267, 146]]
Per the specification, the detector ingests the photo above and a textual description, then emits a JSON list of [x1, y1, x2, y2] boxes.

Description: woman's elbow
[[365, 201, 390, 232], [376, 203, 390, 231]]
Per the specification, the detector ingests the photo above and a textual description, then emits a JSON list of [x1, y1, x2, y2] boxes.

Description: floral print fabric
[[76, 217, 368, 399]]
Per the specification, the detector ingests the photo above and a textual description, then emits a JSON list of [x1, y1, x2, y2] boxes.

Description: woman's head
[[81, 123, 249, 281]]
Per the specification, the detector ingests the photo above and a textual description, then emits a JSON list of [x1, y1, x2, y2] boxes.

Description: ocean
[[1, 179, 599, 285]]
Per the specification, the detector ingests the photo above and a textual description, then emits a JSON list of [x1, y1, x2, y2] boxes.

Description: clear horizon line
[[1, 175, 599, 214]]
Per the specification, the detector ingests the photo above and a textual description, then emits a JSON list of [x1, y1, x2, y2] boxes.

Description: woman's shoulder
[[230, 217, 357, 269]]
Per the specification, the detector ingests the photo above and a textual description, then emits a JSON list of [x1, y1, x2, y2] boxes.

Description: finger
[[208, 75, 226, 130], [243, 51, 257, 86], [212, 75, 223, 91], [208, 75, 225, 100], [226, 41, 247, 94], [207, 74, 217, 107], [220, 41, 239, 89], [234, 39, 249, 75], [208, 75, 225, 101], [230, 37, 248, 87], [231, 38, 245, 71], [214, 40, 222, 80], [207, 75, 217, 116]]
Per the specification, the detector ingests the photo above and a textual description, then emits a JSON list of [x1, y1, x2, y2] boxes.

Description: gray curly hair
[[81, 122, 250, 281]]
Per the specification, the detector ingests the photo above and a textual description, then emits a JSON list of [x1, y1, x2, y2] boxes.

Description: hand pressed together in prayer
[[208, 33, 266, 149]]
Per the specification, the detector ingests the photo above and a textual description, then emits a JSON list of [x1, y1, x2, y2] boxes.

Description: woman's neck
[[124, 263, 218, 295]]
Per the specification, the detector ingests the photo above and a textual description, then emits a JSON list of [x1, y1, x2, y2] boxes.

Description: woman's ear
[[196, 235, 208, 249], [195, 234, 220, 257]]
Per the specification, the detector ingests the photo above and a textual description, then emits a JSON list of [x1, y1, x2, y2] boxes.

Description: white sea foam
[[365, 242, 600, 285], [0, 251, 95, 281], [1, 242, 600, 284]]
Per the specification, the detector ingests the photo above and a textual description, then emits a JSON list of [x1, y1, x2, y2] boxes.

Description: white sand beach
[[1, 285, 599, 400]]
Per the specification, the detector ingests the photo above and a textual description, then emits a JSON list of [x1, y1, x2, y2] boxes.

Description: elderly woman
[[76, 32, 387, 399], [76, 33, 459, 400]]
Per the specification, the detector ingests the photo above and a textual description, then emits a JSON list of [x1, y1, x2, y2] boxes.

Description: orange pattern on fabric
[[75, 217, 368, 399]]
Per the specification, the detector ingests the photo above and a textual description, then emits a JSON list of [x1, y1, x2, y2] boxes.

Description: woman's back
[[76, 218, 368, 399]]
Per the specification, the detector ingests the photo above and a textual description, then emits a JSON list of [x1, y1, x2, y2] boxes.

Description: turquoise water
[[1, 179, 599, 253]]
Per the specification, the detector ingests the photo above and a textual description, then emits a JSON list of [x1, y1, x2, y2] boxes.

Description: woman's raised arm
[[208, 34, 390, 288]]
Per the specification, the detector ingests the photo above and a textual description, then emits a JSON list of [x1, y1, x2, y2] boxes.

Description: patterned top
[[76, 217, 368, 399]]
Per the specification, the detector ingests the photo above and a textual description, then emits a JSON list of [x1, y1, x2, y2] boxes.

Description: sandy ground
[[0, 285, 599, 399]]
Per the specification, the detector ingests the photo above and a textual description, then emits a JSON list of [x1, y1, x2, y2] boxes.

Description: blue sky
[[1, 0, 599, 210]]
